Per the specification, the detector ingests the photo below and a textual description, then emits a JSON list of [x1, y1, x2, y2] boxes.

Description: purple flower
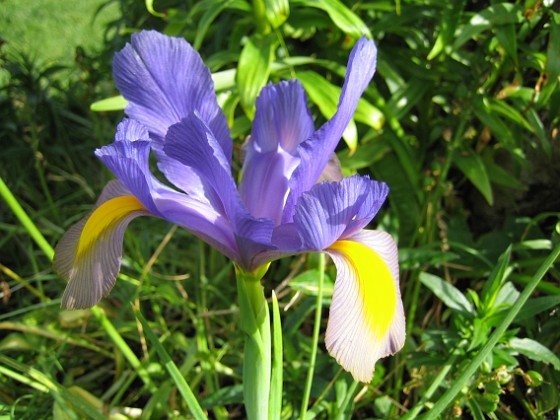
[[54, 31, 405, 382]]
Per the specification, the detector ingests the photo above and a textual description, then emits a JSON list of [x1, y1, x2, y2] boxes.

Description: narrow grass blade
[[299, 253, 325, 418], [0, 176, 54, 260], [135, 310, 207, 419], [269, 290, 283, 420]]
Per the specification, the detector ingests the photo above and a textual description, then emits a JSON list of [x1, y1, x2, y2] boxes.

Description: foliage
[[1, 0, 559, 418]]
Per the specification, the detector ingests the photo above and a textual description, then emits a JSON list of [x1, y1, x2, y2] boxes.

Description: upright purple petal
[[164, 115, 275, 269], [113, 31, 232, 198], [113, 31, 231, 151], [283, 37, 377, 222], [293, 175, 388, 251], [240, 81, 314, 224]]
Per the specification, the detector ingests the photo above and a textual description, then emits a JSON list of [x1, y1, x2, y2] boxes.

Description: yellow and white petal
[[325, 230, 405, 382], [53, 181, 150, 309]]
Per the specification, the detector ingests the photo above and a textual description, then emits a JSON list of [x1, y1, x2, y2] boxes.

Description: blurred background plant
[[1, 0, 559, 418]]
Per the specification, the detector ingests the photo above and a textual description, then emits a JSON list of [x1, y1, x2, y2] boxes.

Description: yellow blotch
[[77, 196, 146, 258], [328, 240, 396, 340]]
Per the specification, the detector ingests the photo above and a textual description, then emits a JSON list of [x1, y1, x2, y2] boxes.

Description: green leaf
[[514, 295, 560, 322], [192, 0, 231, 50], [292, 0, 371, 39], [495, 23, 518, 65], [481, 246, 512, 312], [546, 12, 560, 83], [509, 338, 560, 370], [453, 149, 494, 205], [265, 0, 289, 28], [145, 0, 165, 17], [427, 0, 466, 60], [452, 3, 521, 52], [386, 78, 432, 120], [237, 33, 277, 119], [269, 291, 283, 420], [297, 70, 358, 152], [90, 95, 127, 112], [419, 272, 474, 315], [290, 269, 334, 296]]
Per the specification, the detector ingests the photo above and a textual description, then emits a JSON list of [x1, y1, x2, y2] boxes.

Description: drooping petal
[[164, 115, 275, 269], [240, 80, 314, 224], [113, 31, 232, 197], [54, 181, 150, 309], [283, 37, 378, 222], [293, 175, 389, 251], [324, 231, 405, 382]]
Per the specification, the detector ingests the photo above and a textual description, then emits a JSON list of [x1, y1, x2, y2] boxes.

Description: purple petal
[[99, 119, 242, 261], [293, 175, 388, 251], [284, 37, 377, 222], [113, 31, 231, 152], [240, 81, 314, 224], [164, 115, 275, 269]]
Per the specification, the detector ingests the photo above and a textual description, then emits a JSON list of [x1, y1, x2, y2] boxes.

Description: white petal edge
[[325, 230, 405, 382]]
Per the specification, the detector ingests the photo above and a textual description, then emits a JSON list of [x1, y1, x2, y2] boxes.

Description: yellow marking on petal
[[77, 196, 146, 258], [328, 240, 396, 339]]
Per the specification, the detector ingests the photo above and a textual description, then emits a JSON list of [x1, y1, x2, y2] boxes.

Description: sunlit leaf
[[90, 95, 127, 112], [453, 149, 494, 206], [509, 338, 560, 370], [237, 33, 277, 119], [419, 272, 474, 315], [292, 0, 371, 39]]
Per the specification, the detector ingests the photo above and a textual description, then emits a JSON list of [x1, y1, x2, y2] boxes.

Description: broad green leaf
[[509, 338, 560, 370], [514, 295, 560, 322], [452, 3, 521, 52], [546, 12, 560, 83], [290, 269, 334, 296], [453, 149, 494, 206], [265, 0, 289, 28], [192, 0, 231, 50], [481, 246, 512, 312], [297, 70, 358, 152], [292, 0, 371, 39], [483, 158, 527, 191], [495, 23, 518, 65], [428, 0, 466, 60], [487, 99, 531, 132], [526, 107, 552, 157], [473, 96, 514, 148], [90, 95, 127, 112], [237, 33, 277, 119], [419, 272, 474, 315], [386, 78, 432, 120]]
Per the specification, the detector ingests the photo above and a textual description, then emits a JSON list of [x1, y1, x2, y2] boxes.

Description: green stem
[[0, 175, 54, 260], [300, 253, 326, 418], [252, 0, 270, 34], [236, 265, 271, 420], [420, 244, 560, 419]]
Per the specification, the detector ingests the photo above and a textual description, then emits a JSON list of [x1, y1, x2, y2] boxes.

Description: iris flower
[[54, 31, 405, 382]]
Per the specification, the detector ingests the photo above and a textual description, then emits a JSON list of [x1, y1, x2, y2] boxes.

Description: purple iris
[[54, 31, 405, 382]]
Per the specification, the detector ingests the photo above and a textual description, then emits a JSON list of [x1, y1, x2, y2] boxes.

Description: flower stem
[[299, 252, 326, 418], [236, 265, 271, 420]]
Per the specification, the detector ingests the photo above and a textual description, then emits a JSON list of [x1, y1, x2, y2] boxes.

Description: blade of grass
[[299, 252, 325, 418], [0, 176, 54, 260], [135, 309, 207, 419], [269, 290, 283, 420], [419, 243, 560, 419]]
